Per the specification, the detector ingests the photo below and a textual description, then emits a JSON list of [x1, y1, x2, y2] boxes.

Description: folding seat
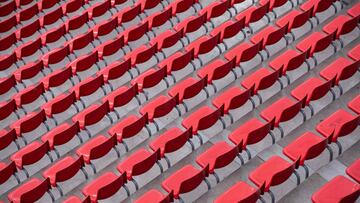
[[161, 164, 209, 201], [0, 33, 17, 54], [62, 0, 86, 17], [65, 12, 90, 36], [224, 41, 262, 74], [269, 49, 308, 83], [149, 127, 193, 166], [72, 102, 112, 136], [300, 0, 338, 24], [316, 109, 359, 154], [41, 24, 68, 50], [228, 118, 272, 158], [197, 59, 235, 90], [8, 178, 53, 203], [124, 22, 150, 48], [150, 29, 184, 56], [347, 2, 360, 18], [181, 105, 224, 143], [15, 37, 44, 63], [0, 100, 19, 129], [16, 3, 39, 23], [42, 156, 86, 194], [15, 19, 41, 41], [41, 122, 81, 156], [16, 0, 34, 8], [10, 109, 53, 142], [235, 2, 270, 33], [40, 7, 64, 30], [107, 114, 150, 149], [0, 15, 17, 35], [69, 51, 100, 80], [260, 97, 304, 137], [174, 12, 207, 44], [249, 156, 297, 202], [276, 9, 312, 40], [168, 77, 208, 109], [0, 161, 18, 193], [346, 159, 360, 183], [283, 132, 328, 178], [214, 181, 261, 203], [196, 141, 240, 182], [68, 30, 95, 56], [137, 0, 164, 18], [135, 189, 173, 203], [171, 0, 199, 21], [199, 0, 231, 28], [0, 129, 18, 161], [42, 92, 78, 124], [130, 67, 167, 93], [87, 0, 113, 24], [158, 50, 194, 82], [320, 57, 359, 94], [82, 172, 128, 202], [250, 25, 287, 57], [93, 16, 119, 43], [348, 43, 360, 62], [124, 43, 158, 73], [12, 82, 49, 112], [13, 60, 46, 86], [76, 135, 118, 172], [348, 95, 360, 114], [70, 75, 106, 107], [40, 68, 73, 98], [96, 35, 125, 64], [140, 95, 179, 129], [42, 45, 71, 71], [185, 33, 221, 64], [322, 15, 359, 46], [117, 148, 162, 189], [102, 84, 139, 116], [145, 7, 173, 35], [0, 74, 17, 102], [111, 0, 133, 13], [212, 86, 252, 120], [291, 77, 333, 115], [38, 0, 60, 12], [296, 32, 335, 64], [0, 1, 16, 18], [116, 3, 142, 29], [241, 68, 281, 103], [10, 141, 52, 177], [210, 18, 245, 48], [311, 176, 360, 203], [97, 59, 132, 90]]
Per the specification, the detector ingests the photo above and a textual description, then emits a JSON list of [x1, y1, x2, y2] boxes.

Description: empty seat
[[249, 156, 296, 193], [161, 164, 208, 199], [82, 172, 127, 202], [311, 176, 360, 203], [8, 178, 51, 203], [214, 181, 260, 203], [316, 109, 359, 142]]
